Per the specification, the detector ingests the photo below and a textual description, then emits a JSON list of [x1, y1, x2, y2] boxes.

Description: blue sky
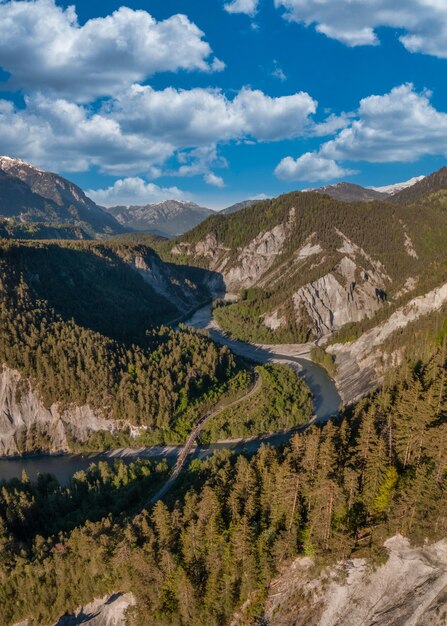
[[0, 0, 447, 209]]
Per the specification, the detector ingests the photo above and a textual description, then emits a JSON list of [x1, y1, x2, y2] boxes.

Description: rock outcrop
[[262, 535, 447, 626], [293, 256, 386, 336], [125, 247, 221, 314], [14, 592, 135, 626], [328, 280, 447, 404], [0, 366, 137, 456]]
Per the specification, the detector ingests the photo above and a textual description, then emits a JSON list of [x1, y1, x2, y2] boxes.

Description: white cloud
[[275, 0, 447, 58], [204, 172, 225, 187], [0, 84, 317, 177], [109, 84, 317, 144], [224, 0, 259, 16], [0, 94, 174, 174], [275, 83, 447, 182], [272, 65, 287, 82], [86, 177, 189, 207], [275, 153, 354, 181], [321, 84, 447, 162], [0, 0, 223, 101]]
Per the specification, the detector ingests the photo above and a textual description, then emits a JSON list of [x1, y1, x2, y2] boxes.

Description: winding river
[[0, 304, 341, 484]]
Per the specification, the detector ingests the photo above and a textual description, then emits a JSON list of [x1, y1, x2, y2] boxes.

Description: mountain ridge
[[105, 199, 213, 237], [0, 156, 123, 237]]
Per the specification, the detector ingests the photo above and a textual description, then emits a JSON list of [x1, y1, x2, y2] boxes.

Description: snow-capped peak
[[0, 155, 45, 173], [369, 175, 425, 196]]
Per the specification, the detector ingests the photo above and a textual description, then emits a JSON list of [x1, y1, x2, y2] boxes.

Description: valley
[[0, 159, 446, 626]]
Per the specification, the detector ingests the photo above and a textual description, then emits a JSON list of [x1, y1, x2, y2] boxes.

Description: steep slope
[[311, 182, 388, 202], [262, 535, 447, 626], [0, 156, 123, 237], [106, 199, 213, 237], [390, 166, 447, 205], [0, 239, 232, 455], [0, 239, 220, 342], [169, 188, 447, 344]]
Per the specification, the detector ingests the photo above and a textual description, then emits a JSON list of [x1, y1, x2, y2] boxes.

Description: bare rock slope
[[0, 366, 141, 456], [262, 535, 447, 626]]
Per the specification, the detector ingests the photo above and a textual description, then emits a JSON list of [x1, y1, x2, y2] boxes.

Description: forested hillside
[[0, 239, 219, 342], [0, 259, 239, 447], [165, 168, 447, 346], [0, 342, 445, 625]]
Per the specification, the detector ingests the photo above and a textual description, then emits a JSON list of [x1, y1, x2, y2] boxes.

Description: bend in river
[[184, 304, 341, 421], [0, 305, 341, 484]]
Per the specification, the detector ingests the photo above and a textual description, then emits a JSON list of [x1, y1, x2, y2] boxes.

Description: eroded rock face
[[293, 256, 386, 337], [172, 207, 297, 292], [0, 366, 134, 456], [262, 535, 447, 626], [14, 592, 135, 626], [328, 280, 447, 404]]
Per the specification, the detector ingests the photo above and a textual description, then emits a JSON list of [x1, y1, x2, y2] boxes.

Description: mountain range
[[0, 156, 428, 239], [105, 200, 214, 237]]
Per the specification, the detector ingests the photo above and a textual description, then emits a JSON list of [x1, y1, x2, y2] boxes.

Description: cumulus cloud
[[108, 84, 317, 144], [86, 177, 189, 207], [275, 83, 447, 182], [275, 153, 354, 181], [224, 0, 259, 16], [275, 0, 447, 58], [0, 94, 174, 174], [204, 172, 225, 187], [0, 84, 318, 176], [321, 83, 447, 163], [0, 0, 223, 101]]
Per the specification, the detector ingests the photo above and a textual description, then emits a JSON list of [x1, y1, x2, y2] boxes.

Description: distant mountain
[[221, 199, 261, 215], [369, 175, 425, 196], [106, 200, 214, 237], [390, 167, 447, 205], [0, 156, 123, 237], [311, 182, 388, 202]]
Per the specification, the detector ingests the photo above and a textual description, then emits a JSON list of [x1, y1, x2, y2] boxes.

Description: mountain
[[0, 156, 123, 237], [105, 199, 214, 237], [390, 166, 447, 205], [167, 172, 447, 401], [310, 181, 389, 202], [370, 174, 425, 195], [221, 199, 260, 215]]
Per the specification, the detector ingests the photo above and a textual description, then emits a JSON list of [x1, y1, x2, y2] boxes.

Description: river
[[0, 304, 341, 484]]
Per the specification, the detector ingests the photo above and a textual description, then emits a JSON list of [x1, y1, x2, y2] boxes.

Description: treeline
[[0, 345, 446, 625]]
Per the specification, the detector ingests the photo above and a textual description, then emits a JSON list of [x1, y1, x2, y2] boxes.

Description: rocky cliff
[[328, 280, 447, 404], [0, 366, 138, 457], [261, 535, 447, 626], [174, 210, 392, 339]]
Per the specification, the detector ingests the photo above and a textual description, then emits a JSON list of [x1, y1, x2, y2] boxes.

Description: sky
[[0, 0, 447, 209]]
